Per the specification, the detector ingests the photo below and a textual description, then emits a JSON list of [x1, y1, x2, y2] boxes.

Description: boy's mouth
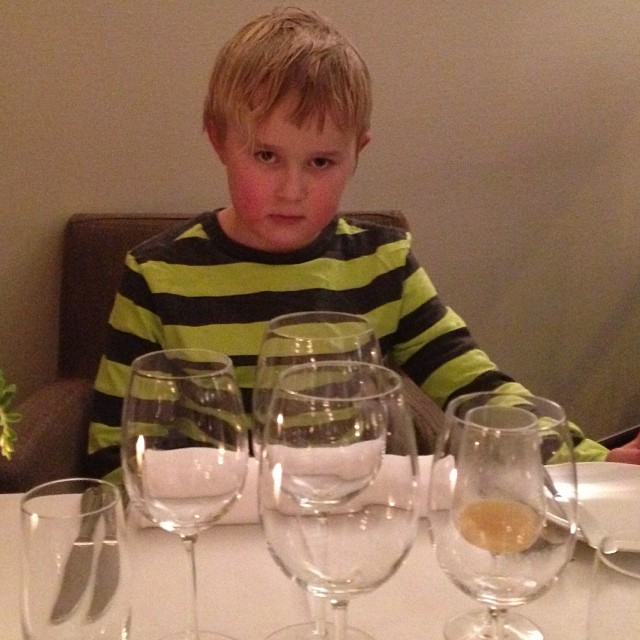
[[269, 214, 305, 224]]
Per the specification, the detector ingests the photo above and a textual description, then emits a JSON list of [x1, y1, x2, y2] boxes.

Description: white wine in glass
[[121, 348, 249, 640], [427, 391, 578, 640]]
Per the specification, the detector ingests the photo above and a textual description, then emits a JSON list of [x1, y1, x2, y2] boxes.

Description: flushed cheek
[[309, 193, 342, 224], [227, 169, 274, 212], [310, 175, 350, 210]]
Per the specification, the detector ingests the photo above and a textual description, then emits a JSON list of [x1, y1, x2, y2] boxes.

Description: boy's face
[[208, 96, 370, 253]]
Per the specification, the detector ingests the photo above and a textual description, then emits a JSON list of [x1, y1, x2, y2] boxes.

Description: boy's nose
[[277, 167, 307, 201]]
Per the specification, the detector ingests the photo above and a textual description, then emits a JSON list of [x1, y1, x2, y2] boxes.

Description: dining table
[[1, 457, 597, 640]]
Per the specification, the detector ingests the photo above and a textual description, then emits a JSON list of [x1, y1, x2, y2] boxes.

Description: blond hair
[[203, 6, 372, 146]]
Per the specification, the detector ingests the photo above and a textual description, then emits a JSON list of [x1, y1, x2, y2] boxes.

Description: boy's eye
[[255, 150, 276, 163], [311, 157, 333, 170]]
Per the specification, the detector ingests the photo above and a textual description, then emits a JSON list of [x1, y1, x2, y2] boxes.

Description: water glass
[[20, 478, 130, 640], [587, 536, 640, 640]]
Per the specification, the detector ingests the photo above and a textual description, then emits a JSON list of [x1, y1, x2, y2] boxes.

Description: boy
[[88, 6, 621, 480]]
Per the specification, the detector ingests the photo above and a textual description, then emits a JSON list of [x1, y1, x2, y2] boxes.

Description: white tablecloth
[[0, 470, 595, 640]]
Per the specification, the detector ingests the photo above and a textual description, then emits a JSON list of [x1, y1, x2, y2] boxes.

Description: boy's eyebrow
[[253, 139, 347, 157]]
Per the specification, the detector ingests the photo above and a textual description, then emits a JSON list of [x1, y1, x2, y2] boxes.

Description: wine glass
[[427, 391, 578, 640], [253, 311, 382, 638], [259, 360, 420, 640], [121, 348, 249, 640], [252, 311, 382, 450]]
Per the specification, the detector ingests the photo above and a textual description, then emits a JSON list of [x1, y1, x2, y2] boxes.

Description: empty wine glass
[[121, 348, 249, 640], [259, 361, 420, 640], [252, 311, 382, 450], [427, 391, 578, 640], [253, 311, 382, 638]]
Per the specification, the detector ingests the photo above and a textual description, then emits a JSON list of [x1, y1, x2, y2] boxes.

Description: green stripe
[[95, 360, 132, 398], [175, 223, 208, 240], [421, 349, 503, 407], [89, 422, 121, 453], [133, 238, 410, 297], [110, 293, 162, 341], [164, 322, 266, 356], [393, 307, 467, 365], [402, 268, 438, 312]]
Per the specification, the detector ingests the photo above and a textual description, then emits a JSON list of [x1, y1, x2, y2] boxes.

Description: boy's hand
[[605, 431, 640, 464]]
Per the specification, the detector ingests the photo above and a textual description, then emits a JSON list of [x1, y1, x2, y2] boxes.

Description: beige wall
[[1, 1, 639, 439]]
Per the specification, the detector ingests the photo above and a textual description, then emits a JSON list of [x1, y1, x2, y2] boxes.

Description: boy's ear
[[358, 131, 372, 153], [206, 122, 227, 163], [353, 131, 371, 171]]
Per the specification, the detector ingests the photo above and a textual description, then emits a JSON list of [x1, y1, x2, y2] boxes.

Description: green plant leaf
[[0, 425, 17, 459], [0, 370, 20, 460], [0, 385, 16, 406]]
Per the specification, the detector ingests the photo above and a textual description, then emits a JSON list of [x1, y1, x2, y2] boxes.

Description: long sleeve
[[87, 253, 164, 481]]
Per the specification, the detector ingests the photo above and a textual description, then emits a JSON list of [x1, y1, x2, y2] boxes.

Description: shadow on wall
[[556, 272, 640, 438]]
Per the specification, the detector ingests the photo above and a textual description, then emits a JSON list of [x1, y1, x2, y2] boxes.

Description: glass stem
[[181, 533, 200, 640], [311, 513, 329, 638], [331, 599, 349, 640], [310, 594, 327, 637], [488, 606, 507, 640]]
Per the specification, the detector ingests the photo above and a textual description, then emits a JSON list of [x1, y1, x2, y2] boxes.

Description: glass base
[[266, 621, 375, 640], [444, 609, 544, 640], [160, 632, 239, 640]]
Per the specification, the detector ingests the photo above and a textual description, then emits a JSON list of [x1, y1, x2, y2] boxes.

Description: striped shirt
[[88, 211, 607, 477]]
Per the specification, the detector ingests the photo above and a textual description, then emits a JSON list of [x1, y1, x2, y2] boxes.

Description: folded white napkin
[[265, 440, 386, 507], [129, 453, 258, 528], [130, 453, 432, 527], [219, 457, 259, 524], [141, 447, 248, 499]]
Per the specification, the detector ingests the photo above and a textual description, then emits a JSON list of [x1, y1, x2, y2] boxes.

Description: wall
[[1, 1, 639, 439]]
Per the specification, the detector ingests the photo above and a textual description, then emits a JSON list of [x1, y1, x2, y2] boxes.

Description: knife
[[543, 467, 606, 549], [50, 486, 103, 624], [86, 492, 120, 622]]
